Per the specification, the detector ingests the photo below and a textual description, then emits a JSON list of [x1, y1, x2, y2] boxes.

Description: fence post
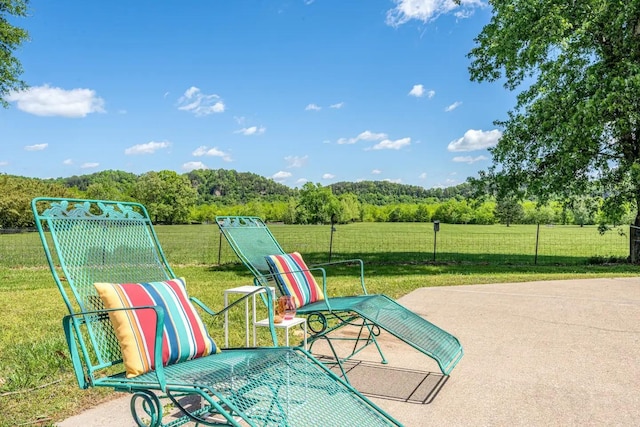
[[630, 225, 640, 263], [433, 220, 439, 262], [329, 218, 336, 262], [534, 223, 540, 265]]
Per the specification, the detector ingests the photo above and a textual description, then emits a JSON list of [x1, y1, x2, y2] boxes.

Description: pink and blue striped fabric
[[265, 252, 324, 308], [95, 278, 219, 378]]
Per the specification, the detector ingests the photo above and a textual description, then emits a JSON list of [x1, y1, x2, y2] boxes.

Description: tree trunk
[[631, 211, 640, 263]]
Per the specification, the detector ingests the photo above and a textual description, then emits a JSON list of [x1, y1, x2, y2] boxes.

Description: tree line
[[1, 170, 634, 229]]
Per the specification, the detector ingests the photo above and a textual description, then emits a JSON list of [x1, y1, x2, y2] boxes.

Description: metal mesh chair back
[[32, 198, 175, 369], [216, 216, 285, 278]]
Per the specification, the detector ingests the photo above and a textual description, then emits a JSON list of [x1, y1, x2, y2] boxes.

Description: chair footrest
[[300, 294, 464, 375]]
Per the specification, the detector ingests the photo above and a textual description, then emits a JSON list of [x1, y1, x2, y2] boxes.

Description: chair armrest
[[310, 258, 367, 295], [191, 287, 277, 345], [260, 267, 334, 312], [62, 314, 91, 389], [63, 305, 167, 390]]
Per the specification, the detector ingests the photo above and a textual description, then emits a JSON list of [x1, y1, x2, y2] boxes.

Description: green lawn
[[0, 222, 636, 425]]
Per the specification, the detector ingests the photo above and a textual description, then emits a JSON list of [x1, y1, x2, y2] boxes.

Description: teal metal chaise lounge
[[33, 198, 402, 427], [216, 216, 464, 380]]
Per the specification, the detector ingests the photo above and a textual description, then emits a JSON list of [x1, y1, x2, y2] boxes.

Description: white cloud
[[285, 155, 308, 168], [0, 161, 8, 167], [124, 141, 171, 155], [329, 102, 344, 109], [305, 103, 321, 111], [419, 172, 427, 179], [454, 9, 475, 19], [409, 85, 436, 98], [371, 169, 382, 175], [434, 178, 459, 188], [192, 147, 205, 156], [177, 86, 225, 116], [63, 159, 73, 165], [322, 173, 335, 179], [192, 146, 232, 162], [340, 131, 410, 150], [182, 161, 208, 171], [192, 146, 208, 156], [235, 126, 266, 136], [295, 178, 308, 185], [453, 155, 488, 164], [24, 143, 48, 151], [448, 129, 502, 152], [80, 162, 99, 169], [384, 178, 403, 184], [358, 130, 388, 141], [386, 0, 484, 27], [272, 171, 292, 181], [370, 137, 411, 150], [7, 85, 105, 118], [408, 84, 425, 97], [337, 130, 388, 145], [445, 101, 462, 112]]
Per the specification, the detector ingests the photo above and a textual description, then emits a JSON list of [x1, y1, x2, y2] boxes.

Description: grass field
[[0, 222, 637, 425]]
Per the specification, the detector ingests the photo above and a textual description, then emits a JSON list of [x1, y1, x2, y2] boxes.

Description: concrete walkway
[[58, 277, 640, 426]]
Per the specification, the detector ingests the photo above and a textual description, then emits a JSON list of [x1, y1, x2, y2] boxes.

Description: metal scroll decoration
[[41, 200, 145, 220]]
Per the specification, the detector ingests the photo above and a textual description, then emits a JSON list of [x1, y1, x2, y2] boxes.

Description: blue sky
[[1, 0, 514, 189]]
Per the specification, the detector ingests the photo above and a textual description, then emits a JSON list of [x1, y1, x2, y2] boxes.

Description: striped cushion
[[265, 252, 324, 308], [94, 278, 219, 378]]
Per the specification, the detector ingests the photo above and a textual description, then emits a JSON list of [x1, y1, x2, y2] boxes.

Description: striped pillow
[[265, 252, 324, 308], [94, 278, 219, 378]]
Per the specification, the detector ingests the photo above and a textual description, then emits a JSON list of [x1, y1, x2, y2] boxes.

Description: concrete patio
[[58, 277, 640, 426]]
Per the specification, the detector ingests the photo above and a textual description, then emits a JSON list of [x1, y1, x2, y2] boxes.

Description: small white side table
[[223, 285, 274, 348], [255, 317, 307, 350]]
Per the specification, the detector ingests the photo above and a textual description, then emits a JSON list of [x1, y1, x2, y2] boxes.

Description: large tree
[[493, 196, 524, 227], [467, 1, 640, 260], [133, 170, 197, 224], [0, 175, 76, 228], [1, 0, 29, 107], [296, 182, 341, 224]]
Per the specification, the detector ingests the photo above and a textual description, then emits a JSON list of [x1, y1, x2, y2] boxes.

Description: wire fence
[[254, 222, 630, 265], [0, 222, 630, 269]]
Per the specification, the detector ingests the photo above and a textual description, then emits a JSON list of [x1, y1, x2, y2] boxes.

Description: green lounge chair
[[216, 216, 463, 380], [32, 198, 402, 427]]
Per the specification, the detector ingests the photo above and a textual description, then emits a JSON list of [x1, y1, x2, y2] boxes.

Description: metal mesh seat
[[33, 198, 401, 427]]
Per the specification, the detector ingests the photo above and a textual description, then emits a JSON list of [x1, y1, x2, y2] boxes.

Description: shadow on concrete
[[321, 357, 448, 404]]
